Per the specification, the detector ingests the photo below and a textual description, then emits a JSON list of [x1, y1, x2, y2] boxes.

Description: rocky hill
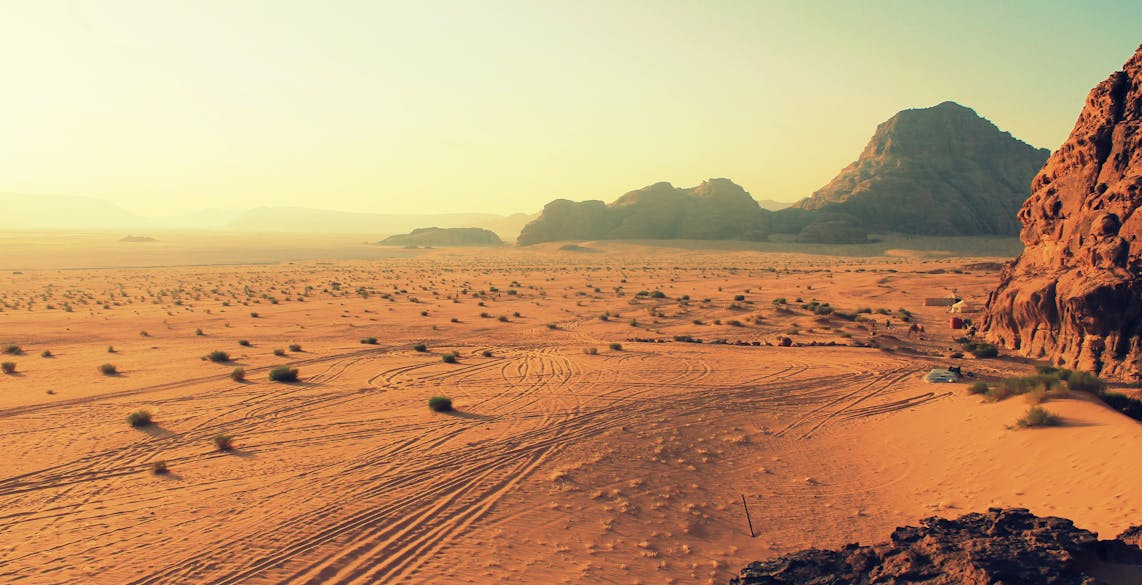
[[516, 179, 769, 245], [378, 227, 503, 247], [790, 101, 1050, 239], [731, 508, 1142, 585], [984, 45, 1142, 380]]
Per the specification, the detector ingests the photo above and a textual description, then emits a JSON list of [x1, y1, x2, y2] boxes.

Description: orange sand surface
[[1, 237, 1138, 584]]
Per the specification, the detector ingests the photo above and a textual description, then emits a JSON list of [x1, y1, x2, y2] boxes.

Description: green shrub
[[428, 396, 453, 412], [100, 363, 118, 376], [772, 297, 787, 306], [273, 348, 286, 357], [967, 381, 989, 395], [1017, 406, 1062, 428], [442, 352, 458, 363], [238, 340, 251, 347], [961, 341, 999, 359], [413, 343, 428, 352], [733, 294, 746, 301], [986, 373, 1062, 402], [40, 350, 52, 358], [152, 461, 169, 475], [250, 312, 259, 318], [1063, 370, 1106, 394], [206, 350, 231, 363], [288, 343, 302, 352], [609, 342, 623, 351], [213, 433, 235, 451], [1, 361, 15, 374], [230, 367, 246, 382], [481, 350, 493, 357], [3, 344, 22, 355], [127, 409, 153, 427], [268, 366, 298, 382], [360, 337, 378, 345]]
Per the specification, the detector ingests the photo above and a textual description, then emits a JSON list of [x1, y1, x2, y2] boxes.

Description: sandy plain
[[1, 233, 1139, 584]]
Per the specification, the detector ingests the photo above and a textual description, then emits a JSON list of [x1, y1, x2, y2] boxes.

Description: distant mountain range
[[0, 196, 536, 240], [517, 101, 1049, 245]]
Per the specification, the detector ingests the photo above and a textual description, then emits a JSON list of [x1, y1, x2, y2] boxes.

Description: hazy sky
[[1, 1, 1139, 217]]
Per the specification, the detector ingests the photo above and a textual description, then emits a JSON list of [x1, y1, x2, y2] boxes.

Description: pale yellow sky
[[0, 0, 1138, 217]]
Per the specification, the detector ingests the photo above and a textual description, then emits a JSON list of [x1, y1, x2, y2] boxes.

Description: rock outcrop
[[731, 508, 1142, 585], [516, 179, 769, 245], [791, 101, 1050, 240], [378, 227, 503, 247], [984, 45, 1142, 380]]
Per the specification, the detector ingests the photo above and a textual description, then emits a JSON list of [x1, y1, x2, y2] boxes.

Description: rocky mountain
[[984, 45, 1142, 380], [516, 179, 769, 245], [731, 508, 1142, 585], [791, 101, 1050, 239], [378, 227, 503, 247]]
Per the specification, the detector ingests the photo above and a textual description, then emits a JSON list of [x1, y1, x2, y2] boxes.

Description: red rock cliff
[[984, 45, 1142, 380]]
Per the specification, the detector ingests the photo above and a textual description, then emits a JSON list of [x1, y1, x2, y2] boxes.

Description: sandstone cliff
[[793, 101, 1049, 238], [984, 45, 1142, 380]]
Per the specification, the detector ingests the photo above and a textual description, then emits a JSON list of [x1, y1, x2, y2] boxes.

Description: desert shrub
[[3, 344, 22, 355], [288, 343, 301, 352], [428, 396, 453, 412], [609, 342, 623, 351], [40, 350, 52, 358], [497, 315, 509, 322], [413, 343, 428, 352], [771, 297, 787, 306], [250, 312, 259, 318], [126, 409, 153, 427], [727, 319, 744, 327], [1102, 392, 1142, 421], [273, 348, 286, 357], [650, 290, 666, 299], [1, 362, 15, 374], [961, 341, 999, 359], [734, 294, 746, 301], [238, 339, 251, 347], [547, 323, 559, 330], [1017, 405, 1062, 427], [107, 345, 116, 353], [361, 336, 378, 345], [1063, 370, 1106, 394], [195, 328, 204, 336], [583, 346, 598, 355], [482, 350, 493, 357], [967, 381, 989, 395], [152, 461, 169, 475], [100, 363, 118, 375], [213, 433, 235, 451], [230, 367, 246, 382], [442, 352, 458, 363], [206, 350, 231, 363], [268, 366, 298, 382], [987, 373, 1062, 402], [1026, 387, 1049, 404]]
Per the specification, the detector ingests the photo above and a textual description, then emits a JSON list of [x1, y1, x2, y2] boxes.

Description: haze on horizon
[[1, 0, 1139, 221]]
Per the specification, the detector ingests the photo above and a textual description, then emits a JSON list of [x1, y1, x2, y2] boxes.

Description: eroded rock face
[[984, 45, 1142, 380], [516, 179, 769, 245], [731, 508, 1142, 585], [793, 101, 1049, 237]]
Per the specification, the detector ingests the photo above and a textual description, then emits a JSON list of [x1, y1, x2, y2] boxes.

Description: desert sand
[[1, 234, 1139, 584]]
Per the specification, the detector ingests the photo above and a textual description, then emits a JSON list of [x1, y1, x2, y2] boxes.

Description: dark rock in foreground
[[731, 508, 1142, 585], [378, 227, 503, 247]]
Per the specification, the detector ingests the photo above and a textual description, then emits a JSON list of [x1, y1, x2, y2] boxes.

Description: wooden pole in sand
[[741, 494, 755, 538]]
